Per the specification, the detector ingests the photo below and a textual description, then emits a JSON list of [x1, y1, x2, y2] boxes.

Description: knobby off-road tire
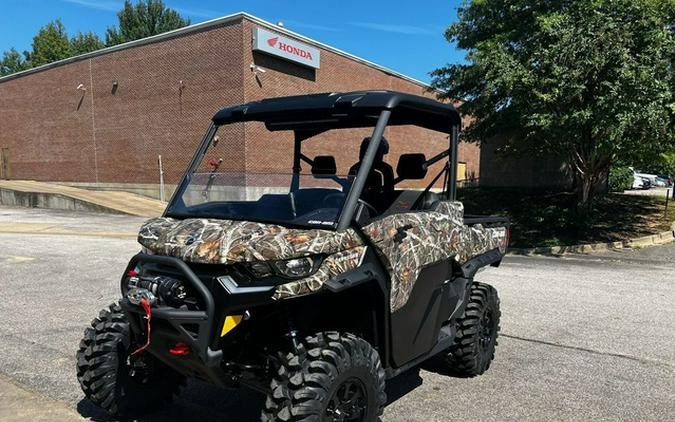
[[76, 302, 184, 417], [444, 282, 500, 377], [262, 331, 386, 422]]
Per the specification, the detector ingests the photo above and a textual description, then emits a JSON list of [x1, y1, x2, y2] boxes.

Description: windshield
[[166, 122, 374, 228]]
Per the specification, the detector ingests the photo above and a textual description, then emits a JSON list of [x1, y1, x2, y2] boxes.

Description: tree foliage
[[105, 0, 190, 46], [0, 48, 31, 76], [0, 0, 189, 77], [30, 19, 71, 67], [432, 0, 675, 210], [650, 152, 675, 176], [608, 166, 633, 192], [70, 31, 105, 55]]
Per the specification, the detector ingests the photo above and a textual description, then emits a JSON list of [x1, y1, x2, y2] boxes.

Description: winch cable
[[130, 297, 152, 356]]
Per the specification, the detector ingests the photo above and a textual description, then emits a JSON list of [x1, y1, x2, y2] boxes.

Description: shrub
[[656, 153, 675, 177], [608, 166, 633, 192]]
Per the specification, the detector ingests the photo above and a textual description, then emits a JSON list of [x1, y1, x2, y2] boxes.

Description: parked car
[[657, 175, 674, 187], [632, 174, 651, 189], [630, 167, 663, 188]]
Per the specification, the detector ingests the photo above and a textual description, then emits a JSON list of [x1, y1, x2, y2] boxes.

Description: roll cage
[[167, 90, 462, 231]]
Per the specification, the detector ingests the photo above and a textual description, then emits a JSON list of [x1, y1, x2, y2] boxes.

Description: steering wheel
[[357, 199, 378, 216]]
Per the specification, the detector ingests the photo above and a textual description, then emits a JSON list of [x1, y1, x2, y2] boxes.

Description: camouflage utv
[[76, 91, 509, 421]]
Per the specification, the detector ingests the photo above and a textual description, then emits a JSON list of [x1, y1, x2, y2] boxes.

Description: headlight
[[242, 256, 322, 280], [272, 256, 321, 279]]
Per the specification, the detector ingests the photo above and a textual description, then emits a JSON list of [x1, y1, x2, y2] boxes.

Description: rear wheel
[[443, 282, 500, 376], [262, 331, 386, 422], [76, 302, 184, 417]]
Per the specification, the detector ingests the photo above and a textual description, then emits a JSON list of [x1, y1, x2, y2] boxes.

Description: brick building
[[0, 12, 480, 198]]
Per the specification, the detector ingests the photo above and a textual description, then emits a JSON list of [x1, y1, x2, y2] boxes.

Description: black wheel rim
[[325, 377, 368, 422], [479, 309, 494, 352]]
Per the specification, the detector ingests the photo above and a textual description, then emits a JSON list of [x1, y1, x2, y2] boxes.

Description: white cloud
[[62, 1, 219, 19], [170, 5, 220, 19], [351, 21, 436, 35], [281, 20, 340, 32], [62, 0, 121, 12]]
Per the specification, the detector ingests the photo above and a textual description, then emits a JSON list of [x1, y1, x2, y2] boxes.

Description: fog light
[[168, 342, 190, 356]]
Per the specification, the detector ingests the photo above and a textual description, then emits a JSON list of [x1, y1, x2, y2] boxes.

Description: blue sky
[[0, 0, 465, 83]]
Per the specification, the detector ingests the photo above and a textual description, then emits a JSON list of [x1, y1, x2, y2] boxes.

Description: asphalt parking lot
[[0, 206, 674, 421]]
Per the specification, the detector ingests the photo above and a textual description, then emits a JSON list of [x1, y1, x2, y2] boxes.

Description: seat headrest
[[312, 155, 337, 177], [396, 153, 427, 180]]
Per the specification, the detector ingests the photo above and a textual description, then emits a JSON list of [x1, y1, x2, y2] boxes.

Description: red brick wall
[[240, 19, 480, 188], [88, 20, 246, 183], [0, 20, 245, 185], [0, 60, 97, 181], [0, 16, 480, 188]]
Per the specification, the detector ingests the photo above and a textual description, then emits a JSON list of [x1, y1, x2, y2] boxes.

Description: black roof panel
[[211, 90, 461, 133]]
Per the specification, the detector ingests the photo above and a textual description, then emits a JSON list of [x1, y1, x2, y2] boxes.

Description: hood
[[138, 217, 364, 264]]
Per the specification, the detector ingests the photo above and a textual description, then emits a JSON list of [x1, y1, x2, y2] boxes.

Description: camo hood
[[138, 218, 363, 264]]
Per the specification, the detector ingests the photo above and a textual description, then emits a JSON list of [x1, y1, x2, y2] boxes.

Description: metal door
[[0, 148, 9, 179], [457, 162, 467, 183]]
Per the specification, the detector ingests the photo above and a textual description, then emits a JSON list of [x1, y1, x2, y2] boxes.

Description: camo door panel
[[362, 201, 507, 312]]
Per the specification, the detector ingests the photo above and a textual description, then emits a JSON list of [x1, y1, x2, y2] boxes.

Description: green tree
[[69, 31, 104, 55], [105, 0, 190, 46], [0, 48, 31, 76], [31, 19, 71, 66], [432, 0, 675, 211]]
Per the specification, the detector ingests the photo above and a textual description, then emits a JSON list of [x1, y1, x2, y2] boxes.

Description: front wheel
[[443, 282, 500, 377], [262, 331, 386, 422], [75, 302, 184, 417]]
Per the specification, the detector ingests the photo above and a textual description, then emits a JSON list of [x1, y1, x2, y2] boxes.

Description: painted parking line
[[0, 223, 136, 240], [2, 256, 36, 263]]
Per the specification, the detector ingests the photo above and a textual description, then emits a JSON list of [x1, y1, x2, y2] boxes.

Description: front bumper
[[120, 253, 275, 383]]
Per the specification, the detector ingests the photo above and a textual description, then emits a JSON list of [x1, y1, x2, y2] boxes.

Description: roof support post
[[337, 109, 391, 230], [448, 124, 459, 201], [291, 132, 302, 192]]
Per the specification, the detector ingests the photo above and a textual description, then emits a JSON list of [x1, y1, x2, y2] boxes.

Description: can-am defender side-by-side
[[76, 91, 509, 421]]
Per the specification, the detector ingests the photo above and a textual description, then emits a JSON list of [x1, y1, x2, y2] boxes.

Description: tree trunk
[[577, 174, 597, 213], [570, 146, 610, 214]]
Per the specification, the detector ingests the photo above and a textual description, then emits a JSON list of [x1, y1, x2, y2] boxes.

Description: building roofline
[[0, 12, 434, 90]]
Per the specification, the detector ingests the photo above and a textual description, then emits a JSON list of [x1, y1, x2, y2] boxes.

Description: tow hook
[[127, 287, 157, 306]]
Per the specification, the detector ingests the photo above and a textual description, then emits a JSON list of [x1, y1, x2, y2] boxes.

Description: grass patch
[[458, 187, 675, 248]]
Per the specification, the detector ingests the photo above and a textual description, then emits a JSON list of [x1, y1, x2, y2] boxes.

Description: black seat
[[311, 155, 337, 177], [348, 138, 394, 212]]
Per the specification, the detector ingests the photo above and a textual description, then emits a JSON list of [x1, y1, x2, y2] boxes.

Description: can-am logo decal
[[253, 27, 320, 69]]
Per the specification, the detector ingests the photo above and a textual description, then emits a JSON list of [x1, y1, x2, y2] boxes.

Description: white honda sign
[[252, 27, 321, 69]]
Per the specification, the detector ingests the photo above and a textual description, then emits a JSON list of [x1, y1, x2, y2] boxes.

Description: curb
[[0, 188, 127, 215], [0, 373, 86, 421], [508, 222, 675, 256], [0, 181, 165, 217]]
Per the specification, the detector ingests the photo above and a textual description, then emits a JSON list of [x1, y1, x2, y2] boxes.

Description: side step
[[385, 324, 456, 379]]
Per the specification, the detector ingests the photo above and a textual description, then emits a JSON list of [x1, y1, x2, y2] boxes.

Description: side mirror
[[396, 153, 427, 180]]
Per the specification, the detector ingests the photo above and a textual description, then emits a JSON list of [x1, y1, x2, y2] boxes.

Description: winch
[[126, 272, 187, 308]]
